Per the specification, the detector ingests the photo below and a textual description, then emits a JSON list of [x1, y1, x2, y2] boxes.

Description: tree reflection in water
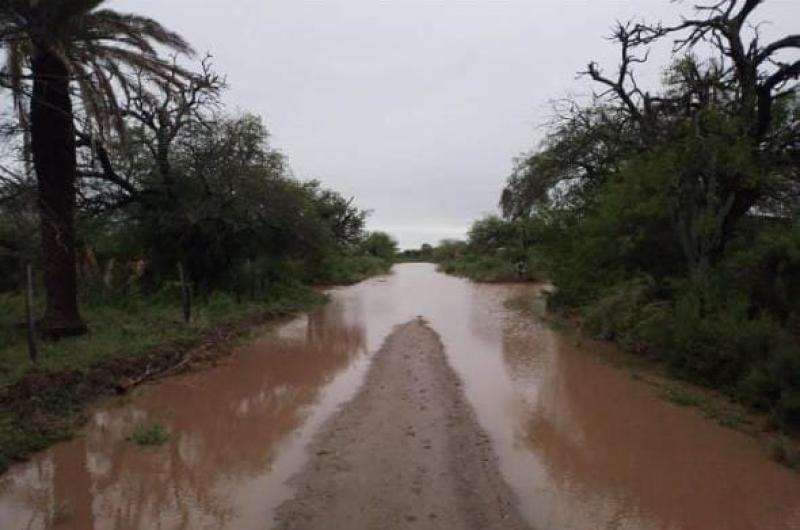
[[0, 306, 365, 530]]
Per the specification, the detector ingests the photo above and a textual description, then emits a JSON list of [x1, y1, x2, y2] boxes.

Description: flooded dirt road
[[1, 263, 800, 529], [274, 320, 529, 530]]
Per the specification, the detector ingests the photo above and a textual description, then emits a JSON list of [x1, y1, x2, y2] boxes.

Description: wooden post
[[25, 263, 38, 363], [177, 263, 191, 324]]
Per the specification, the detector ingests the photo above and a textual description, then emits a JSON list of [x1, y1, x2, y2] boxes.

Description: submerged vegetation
[[434, 0, 800, 436], [127, 423, 170, 447]]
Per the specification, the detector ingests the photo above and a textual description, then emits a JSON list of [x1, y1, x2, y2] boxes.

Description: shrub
[[742, 346, 800, 429], [769, 436, 800, 470], [313, 255, 392, 285], [583, 276, 658, 342], [662, 301, 782, 388], [580, 274, 800, 430], [127, 423, 170, 446]]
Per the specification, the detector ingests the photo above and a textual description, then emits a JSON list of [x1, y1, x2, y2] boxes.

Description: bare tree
[[578, 0, 799, 272], [75, 57, 226, 214]]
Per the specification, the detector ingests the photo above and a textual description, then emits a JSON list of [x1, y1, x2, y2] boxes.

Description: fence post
[[25, 263, 38, 363], [177, 262, 191, 324]]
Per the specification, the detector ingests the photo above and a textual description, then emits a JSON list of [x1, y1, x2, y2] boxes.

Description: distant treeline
[[419, 1, 800, 431], [398, 223, 541, 283]]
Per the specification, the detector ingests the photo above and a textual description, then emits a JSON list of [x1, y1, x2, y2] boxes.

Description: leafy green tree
[[79, 105, 376, 294], [132, 113, 312, 290], [359, 232, 398, 261], [432, 239, 467, 262]]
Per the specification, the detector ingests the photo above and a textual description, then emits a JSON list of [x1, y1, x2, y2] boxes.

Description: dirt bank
[[274, 319, 531, 530]]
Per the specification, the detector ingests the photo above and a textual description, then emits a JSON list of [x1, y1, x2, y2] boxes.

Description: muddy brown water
[[1, 263, 799, 530]]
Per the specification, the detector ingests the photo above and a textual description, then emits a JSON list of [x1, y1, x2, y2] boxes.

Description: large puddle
[[1, 263, 799, 529]]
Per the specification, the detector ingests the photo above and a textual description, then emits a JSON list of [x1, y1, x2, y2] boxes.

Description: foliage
[[312, 254, 393, 285], [127, 423, 170, 446], [397, 243, 435, 262], [308, 231, 396, 285], [770, 436, 800, 470], [660, 386, 705, 408], [0, 79, 386, 302], [359, 232, 398, 261], [0, 282, 324, 388], [428, 218, 543, 282]]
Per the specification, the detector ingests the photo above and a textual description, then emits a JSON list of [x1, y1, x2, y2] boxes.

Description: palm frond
[[82, 10, 194, 57], [2, 2, 196, 141]]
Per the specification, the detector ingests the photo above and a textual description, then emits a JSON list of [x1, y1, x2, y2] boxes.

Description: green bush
[[205, 291, 240, 314], [127, 423, 170, 446], [741, 346, 800, 428], [660, 297, 775, 386], [770, 436, 800, 470], [313, 255, 392, 285], [583, 276, 658, 342], [577, 270, 800, 429], [437, 248, 542, 283]]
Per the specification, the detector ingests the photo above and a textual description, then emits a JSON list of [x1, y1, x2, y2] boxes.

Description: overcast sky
[[112, 0, 797, 248]]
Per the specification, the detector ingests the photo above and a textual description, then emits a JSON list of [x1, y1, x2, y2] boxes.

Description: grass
[[700, 401, 752, 429], [313, 255, 393, 285], [0, 283, 326, 473], [438, 254, 540, 283], [0, 285, 323, 388], [127, 422, 170, 446], [0, 295, 194, 387], [660, 385, 705, 407], [770, 436, 800, 470], [660, 383, 753, 429]]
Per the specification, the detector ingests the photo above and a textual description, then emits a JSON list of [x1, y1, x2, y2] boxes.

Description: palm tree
[[1, 1, 193, 337]]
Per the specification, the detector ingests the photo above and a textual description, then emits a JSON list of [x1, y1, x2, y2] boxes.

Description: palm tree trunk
[[30, 47, 87, 338]]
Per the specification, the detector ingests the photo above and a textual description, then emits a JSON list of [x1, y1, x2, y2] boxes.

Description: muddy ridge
[[274, 319, 530, 530]]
